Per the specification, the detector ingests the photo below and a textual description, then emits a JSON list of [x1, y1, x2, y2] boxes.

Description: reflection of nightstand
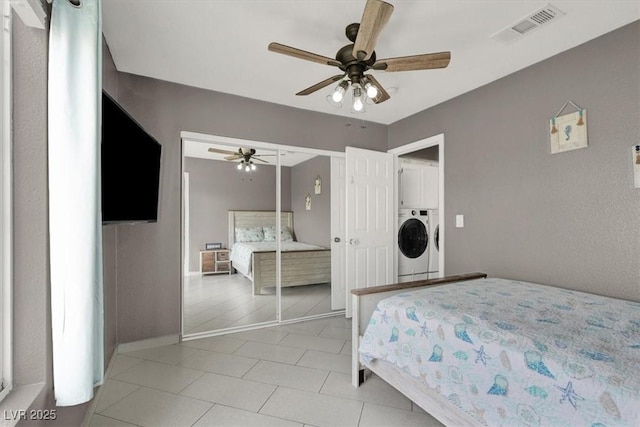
[[200, 249, 231, 275]]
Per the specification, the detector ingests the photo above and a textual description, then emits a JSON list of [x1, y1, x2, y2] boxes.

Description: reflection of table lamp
[[314, 175, 322, 194], [305, 194, 312, 210]]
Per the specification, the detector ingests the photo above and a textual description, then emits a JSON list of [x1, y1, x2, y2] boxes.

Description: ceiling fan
[[207, 147, 276, 171], [268, 0, 451, 112]]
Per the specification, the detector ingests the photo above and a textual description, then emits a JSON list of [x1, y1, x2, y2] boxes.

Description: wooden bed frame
[[351, 272, 487, 427], [228, 210, 331, 295]]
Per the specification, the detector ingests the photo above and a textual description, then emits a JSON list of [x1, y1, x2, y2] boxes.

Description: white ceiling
[[102, 1, 639, 125], [183, 141, 317, 167]]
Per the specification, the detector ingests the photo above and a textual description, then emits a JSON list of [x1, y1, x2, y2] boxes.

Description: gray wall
[[12, 9, 51, 392], [102, 37, 118, 372], [111, 71, 387, 343], [389, 22, 640, 301], [291, 156, 331, 247], [185, 158, 292, 272]]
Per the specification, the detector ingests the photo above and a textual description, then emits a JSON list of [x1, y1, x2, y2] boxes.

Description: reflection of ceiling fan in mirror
[[268, 0, 451, 112], [207, 147, 276, 172]]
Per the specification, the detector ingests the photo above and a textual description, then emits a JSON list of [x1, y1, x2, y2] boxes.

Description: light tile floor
[[184, 274, 339, 335], [88, 316, 445, 427]]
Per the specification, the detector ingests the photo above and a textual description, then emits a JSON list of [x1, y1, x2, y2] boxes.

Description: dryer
[[398, 209, 430, 282], [427, 209, 439, 279]]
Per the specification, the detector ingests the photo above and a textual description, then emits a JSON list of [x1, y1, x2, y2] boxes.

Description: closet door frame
[[180, 131, 343, 341]]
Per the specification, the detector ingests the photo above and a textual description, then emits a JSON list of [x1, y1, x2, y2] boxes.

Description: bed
[[228, 210, 331, 295], [351, 273, 640, 426]]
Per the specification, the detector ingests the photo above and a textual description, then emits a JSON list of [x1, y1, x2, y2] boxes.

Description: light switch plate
[[456, 214, 464, 228]]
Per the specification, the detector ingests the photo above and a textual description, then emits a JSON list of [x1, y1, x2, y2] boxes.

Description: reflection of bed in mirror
[[228, 210, 331, 295]]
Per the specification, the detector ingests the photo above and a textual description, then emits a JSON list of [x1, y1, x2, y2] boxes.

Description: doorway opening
[[388, 134, 445, 282]]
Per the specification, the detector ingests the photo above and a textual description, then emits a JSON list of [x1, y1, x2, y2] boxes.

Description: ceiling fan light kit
[[208, 147, 271, 172], [351, 85, 365, 113], [331, 80, 349, 103], [268, 0, 451, 113], [236, 160, 257, 172], [361, 76, 379, 99]]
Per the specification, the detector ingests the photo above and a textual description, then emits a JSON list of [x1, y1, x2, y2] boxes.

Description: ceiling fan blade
[[252, 154, 277, 157], [208, 147, 239, 156], [296, 75, 345, 96], [268, 42, 341, 67], [353, 0, 394, 61], [224, 154, 243, 161], [373, 51, 451, 72], [364, 74, 390, 104], [251, 157, 269, 164]]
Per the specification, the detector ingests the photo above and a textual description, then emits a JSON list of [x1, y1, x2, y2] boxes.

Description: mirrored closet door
[[182, 138, 346, 338], [181, 141, 278, 336], [279, 151, 344, 322]]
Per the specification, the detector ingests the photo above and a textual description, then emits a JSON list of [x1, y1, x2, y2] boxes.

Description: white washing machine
[[398, 209, 430, 282], [427, 209, 439, 279]]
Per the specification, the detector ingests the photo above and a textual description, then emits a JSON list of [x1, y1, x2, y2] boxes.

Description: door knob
[[334, 237, 341, 243]]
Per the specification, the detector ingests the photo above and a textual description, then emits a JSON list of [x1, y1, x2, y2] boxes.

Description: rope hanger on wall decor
[[550, 100, 584, 134]]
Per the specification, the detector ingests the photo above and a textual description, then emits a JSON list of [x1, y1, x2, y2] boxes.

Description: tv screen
[[101, 91, 161, 224]]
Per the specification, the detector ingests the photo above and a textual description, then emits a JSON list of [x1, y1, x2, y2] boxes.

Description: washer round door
[[398, 218, 428, 259]]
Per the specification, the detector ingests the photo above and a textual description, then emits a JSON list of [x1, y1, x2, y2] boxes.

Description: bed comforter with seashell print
[[359, 278, 640, 426]]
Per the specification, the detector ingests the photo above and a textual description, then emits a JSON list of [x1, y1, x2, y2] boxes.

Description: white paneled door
[[330, 157, 346, 310], [345, 147, 394, 318]]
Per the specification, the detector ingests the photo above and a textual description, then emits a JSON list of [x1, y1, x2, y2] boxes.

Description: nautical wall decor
[[549, 100, 588, 154]]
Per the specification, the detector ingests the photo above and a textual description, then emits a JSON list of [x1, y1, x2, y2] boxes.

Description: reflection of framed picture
[[205, 242, 222, 250]]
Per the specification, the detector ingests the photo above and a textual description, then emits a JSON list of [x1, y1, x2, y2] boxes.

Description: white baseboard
[[185, 271, 200, 277], [117, 334, 180, 354]]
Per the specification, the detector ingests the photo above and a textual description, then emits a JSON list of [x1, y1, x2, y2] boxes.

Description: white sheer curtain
[[48, 0, 104, 406]]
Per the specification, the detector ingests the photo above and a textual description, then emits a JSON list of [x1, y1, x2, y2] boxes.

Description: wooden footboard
[[351, 272, 487, 426], [362, 359, 481, 426], [351, 273, 487, 416], [351, 272, 487, 386], [252, 249, 331, 295]]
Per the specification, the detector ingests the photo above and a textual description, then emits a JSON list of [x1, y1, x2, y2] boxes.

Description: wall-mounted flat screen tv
[[102, 91, 161, 224]]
